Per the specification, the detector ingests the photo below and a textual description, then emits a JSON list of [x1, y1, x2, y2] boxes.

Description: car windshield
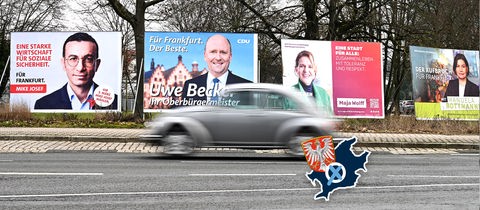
[[220, 90, 300, 110]]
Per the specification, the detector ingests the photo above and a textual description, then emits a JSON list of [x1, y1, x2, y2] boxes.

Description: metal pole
[[133, 58, 144, 115]]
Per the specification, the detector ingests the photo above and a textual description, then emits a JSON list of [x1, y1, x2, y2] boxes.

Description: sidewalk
[[0, 127, 478, 153]]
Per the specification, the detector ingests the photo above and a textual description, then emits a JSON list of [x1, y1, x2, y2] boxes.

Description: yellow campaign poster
[[410, 46, 479, 120]]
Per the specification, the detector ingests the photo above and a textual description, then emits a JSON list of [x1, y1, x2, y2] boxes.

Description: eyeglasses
[[65, 55, 97, 67]]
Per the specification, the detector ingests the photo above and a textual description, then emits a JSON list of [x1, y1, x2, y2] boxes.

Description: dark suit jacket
[[444, 79, 480, 101], [181, 71, 252, 102], [34, 83, 118, 110]]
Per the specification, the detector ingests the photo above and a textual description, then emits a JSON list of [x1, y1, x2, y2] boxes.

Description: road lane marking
[[0, 172, 103, 176], [388, 175, 479, 178], [189, 173, 297, 176], [181, 161, 303, 164], [356, 183, 479, 189], [0, 188, 313, 198], [0, 160, 13, 162], [0, 183, 478, 198], [451, 154, 479, 156]]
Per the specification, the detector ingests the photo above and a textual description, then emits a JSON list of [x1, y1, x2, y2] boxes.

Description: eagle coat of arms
[[301, 136, 336, 172]]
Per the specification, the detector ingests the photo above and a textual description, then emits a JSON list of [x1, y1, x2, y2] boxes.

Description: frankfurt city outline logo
[[301, 136, 370, 201]]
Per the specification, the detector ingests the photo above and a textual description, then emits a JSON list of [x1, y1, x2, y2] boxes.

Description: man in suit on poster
[[34, 32, 118, 110], [181, 34, 251, 104]]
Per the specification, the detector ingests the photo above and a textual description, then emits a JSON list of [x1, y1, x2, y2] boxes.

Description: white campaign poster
[[10, 32, 122, 112]]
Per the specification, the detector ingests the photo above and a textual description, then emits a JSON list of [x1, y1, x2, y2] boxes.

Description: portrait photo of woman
[[444, 53, 480, 101]]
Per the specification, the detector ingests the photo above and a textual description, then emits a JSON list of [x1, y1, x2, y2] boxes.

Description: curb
[[0, 135, 137, 143], [353, 142, 479, 150], [1, 134, 478, 150]]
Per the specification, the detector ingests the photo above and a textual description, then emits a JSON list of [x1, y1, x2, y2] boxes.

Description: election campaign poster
[[144, 32, 258, 111], [281, 39, 384, 118], [10, 32, 122, 112], [410, 46, 479, 120]]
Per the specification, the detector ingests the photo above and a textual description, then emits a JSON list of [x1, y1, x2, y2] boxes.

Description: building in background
[[144, 55, 207, 109]]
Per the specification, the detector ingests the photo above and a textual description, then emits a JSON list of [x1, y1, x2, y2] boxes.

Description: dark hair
[[62, 32, 99, 58], [453, 53, 469, 77]]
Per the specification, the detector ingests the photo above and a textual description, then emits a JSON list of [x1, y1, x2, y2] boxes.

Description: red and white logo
[[301, 136, 335, 172], [93, 85, 115, 107]]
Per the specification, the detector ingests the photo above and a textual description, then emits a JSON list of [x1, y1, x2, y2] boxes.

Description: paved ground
[[0, 127, 478, 154]]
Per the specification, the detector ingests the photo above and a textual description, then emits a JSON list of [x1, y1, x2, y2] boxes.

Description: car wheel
[[287, 134, 316, 156], [163, 132, 194, 155]]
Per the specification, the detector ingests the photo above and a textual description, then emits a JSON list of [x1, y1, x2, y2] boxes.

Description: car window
[[263, 92, 299, 110], [228, 91, 257, 109], [222, 90, 299, 110]]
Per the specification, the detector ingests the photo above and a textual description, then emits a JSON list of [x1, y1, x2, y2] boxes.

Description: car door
[[200, 90, 254, 144], [246, 91, 302, 144]]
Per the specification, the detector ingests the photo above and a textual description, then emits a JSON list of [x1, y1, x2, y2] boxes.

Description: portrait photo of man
[[34, 32, 118, 110], [181, 34, 252, 103]]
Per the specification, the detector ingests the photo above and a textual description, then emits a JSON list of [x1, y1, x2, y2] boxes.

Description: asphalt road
[[0, 152, 478, 209]]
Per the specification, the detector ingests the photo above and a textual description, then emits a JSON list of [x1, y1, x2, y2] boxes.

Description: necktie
[[211, 78, 220, 101]]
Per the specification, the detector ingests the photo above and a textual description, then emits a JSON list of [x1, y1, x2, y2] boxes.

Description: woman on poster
[[292, 50, 332, 115], [444, 53, 480, 101]]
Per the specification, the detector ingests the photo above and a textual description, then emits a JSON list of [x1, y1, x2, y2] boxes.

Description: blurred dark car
[[143, 83, 336, 156]]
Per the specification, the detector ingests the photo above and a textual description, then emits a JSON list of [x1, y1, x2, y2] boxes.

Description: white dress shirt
[[67, 83, 95, 110]]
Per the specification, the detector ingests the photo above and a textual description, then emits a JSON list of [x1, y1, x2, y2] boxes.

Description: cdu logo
[[237, 39, 250, 44]]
